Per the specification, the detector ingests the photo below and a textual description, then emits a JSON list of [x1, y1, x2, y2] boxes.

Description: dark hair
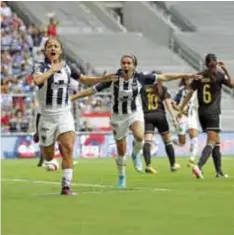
[[205, 53, 217, 82], [44, 38, 63, 61], [205, 53, 217, 67], [179, 78, 187, 87], [151, 71, 163, 97]]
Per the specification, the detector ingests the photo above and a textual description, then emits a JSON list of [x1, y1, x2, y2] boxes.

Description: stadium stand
[[2, 1, 234, 132]]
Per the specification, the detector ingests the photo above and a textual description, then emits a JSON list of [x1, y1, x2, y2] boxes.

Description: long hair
[[152, 70, 163, 97]]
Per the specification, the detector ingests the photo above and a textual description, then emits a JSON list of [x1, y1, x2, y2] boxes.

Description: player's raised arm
[[218, 62, 234, 88], [79, 73, 117, 86], [157, 73, 202, 82]]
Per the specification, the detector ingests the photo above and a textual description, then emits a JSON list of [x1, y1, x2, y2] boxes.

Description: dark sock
[[165, 142, 175, 167], [198, 144, 214, 169], [212, 143, 222, 174], [37, 153, 44, 166], [143, 142, 151, 167]]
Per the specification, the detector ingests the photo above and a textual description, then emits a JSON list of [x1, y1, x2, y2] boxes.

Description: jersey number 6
[[203, 84, 212, 104]]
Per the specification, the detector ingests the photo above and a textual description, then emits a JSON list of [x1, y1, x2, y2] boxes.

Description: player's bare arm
[[79, 73, 117, 85], [157, 73, 202, 82], [180, 89, 194, 113], [33, 61, 63, 85], [164, 98, 178, 128], [70, 88, 96, 102], [218, 61, 234, 88]]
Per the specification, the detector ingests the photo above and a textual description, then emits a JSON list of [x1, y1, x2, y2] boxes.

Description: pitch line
[[2, 178, 172, 192]]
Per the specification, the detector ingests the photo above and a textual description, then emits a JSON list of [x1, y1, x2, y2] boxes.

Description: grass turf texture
[[2, 157, 234, 235]]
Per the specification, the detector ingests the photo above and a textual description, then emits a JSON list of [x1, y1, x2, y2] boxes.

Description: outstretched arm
[[79, 73, 117, 86], [158, 73, 202, 82], [71, 80, 112, 102], [71, 88, 96, 102]]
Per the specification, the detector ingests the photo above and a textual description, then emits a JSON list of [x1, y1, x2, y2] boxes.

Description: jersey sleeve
[[94, 82, 112, 92], [70, 66, 80, 80], [138, 72, 157, 85], [70, 78, 79, 92]]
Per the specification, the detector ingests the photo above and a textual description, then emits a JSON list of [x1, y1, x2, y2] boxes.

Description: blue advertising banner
[[1, 132, 234, 159]]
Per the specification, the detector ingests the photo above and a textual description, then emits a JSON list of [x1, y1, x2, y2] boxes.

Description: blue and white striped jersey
[[33, 59, 80, 115], [94, 70, 157, 115]]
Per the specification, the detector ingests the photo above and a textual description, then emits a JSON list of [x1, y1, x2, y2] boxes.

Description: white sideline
[[1, 178, 171, 192]]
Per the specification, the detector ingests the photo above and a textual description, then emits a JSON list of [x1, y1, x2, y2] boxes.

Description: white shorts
[[177, 113, 199, 135], [38, 111, 75, 147], [110, 110, 144, 140]]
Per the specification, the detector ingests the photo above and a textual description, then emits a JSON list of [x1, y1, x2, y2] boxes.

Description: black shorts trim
[[199, 114, 220, 133]]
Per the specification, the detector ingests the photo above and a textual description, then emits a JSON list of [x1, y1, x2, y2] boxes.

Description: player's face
[[207, 59, 218, 72], [45, 39, 62, 61], [121, 57, 135, 74]]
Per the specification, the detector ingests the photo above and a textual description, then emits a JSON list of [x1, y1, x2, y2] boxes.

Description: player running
[[172, 78, 199, 167], [141, 76, 180, 173], [32, 38, 116, 195], [180, 54, 234, 179], [71, 53, 201, 188]]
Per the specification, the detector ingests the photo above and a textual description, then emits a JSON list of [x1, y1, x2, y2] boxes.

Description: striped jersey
[[174, 85, 197, 116], [94, 70, 157, 115], [33, 60, 80, 115]]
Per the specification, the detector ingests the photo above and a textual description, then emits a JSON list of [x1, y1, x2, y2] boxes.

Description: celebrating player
[[71, 54, 201, 188], [141, 75, 180, 173], [32, 38, 116, 195], [180, 54, 234, 178], [172, 78, 199, 166]]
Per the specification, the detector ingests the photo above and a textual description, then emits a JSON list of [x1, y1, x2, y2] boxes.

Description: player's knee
[[61, 141, 73, 155]]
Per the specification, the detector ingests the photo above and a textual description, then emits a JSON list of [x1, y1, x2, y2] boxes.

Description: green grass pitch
[[2, 157, 234, 235]]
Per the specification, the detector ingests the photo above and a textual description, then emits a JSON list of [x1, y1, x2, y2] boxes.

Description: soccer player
[[141, 76, 180, 173], [71, 53, 201, 188], [172, 78, 199, 166], [180, 54, 234, 178], [32, 38, 116, 195]]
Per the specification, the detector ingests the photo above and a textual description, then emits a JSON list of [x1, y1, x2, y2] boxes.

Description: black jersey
[[190, 70, 230, 115], [141, 85, 171, 113]]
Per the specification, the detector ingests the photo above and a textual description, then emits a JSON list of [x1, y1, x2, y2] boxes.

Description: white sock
[[62, 169, 73, 187], [115, 155, 126, 177], [189, 137, 198, 161], [132, 140, 144, 156]]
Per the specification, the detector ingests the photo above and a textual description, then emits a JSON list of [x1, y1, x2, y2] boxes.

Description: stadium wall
[[1, 132, 234, 159], [123, 1, 175, 46], [83, 1, 125, 32]]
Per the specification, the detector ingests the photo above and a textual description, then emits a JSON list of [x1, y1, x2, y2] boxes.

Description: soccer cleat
[[117, 175, 126, 189], [145, 166, 157, 174], [171, 163, 181, 172], [60, 187, 73, 195], [216, 172, 229, 178], [131, 153, 143, 172], [192, 166, 204, 179], [187, 159, 195, 167]]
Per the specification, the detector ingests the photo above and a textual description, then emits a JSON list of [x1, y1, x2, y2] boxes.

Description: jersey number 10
[[147, 94, 158, 110], [203, 84, 212, 104]]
